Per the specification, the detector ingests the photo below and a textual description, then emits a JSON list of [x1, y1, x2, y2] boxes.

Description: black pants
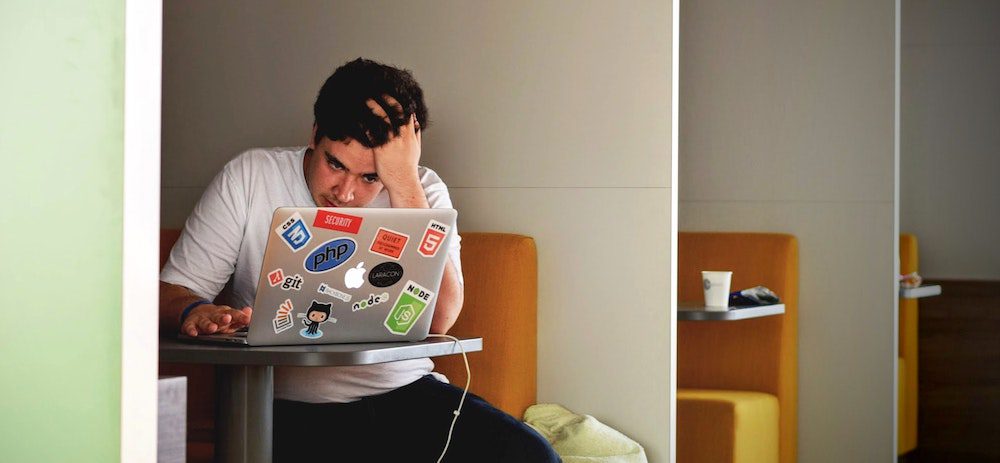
[[274, 375, 561, 463]]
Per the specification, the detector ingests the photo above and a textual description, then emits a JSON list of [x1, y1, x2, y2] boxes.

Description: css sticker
[[369, 227, 409, 260], [313, 210, 363, 234], [418, 220, 450, 258], [318, 283, 351, 302], [352, 292, 390, 312], [304, 238, 357, 273], [267, 268, 285, 287], [272, 299, 294, 334], [344, 262, 366, 289], [275, 212, 312, 252], [385, 281, 435, 335], [368, 262, 404, 288], [298, 300, 336, 339], [280, 273, 303, 291]]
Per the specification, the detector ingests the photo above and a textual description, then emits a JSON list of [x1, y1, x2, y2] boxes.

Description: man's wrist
[[179, 299, 211, 323], [384, 176, 429, 208]]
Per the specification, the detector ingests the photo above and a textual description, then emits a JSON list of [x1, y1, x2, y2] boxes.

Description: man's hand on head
[[366, 97, 427, 207], [181, 304, 253, 337]]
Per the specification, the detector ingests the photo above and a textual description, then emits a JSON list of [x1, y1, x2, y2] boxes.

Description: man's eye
[[327, 158, 345, 170], [362, 175, 380, 184]]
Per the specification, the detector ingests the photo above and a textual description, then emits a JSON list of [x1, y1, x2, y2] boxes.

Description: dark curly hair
[[313, 58, 429, 148]]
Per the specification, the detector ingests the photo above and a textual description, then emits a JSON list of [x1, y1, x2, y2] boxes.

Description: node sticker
[[275, 212, 312, 252], [272, 299, 294, 334], [368, 262, 404, 288], [418, 220, 450, 258], [313, 210, 363, 234], [352, 292, 390, 312], [318, 283, 352, 302], [298, 300, 336, 339], [369, 227, 409, 260], [304, 238, 357, 273], [384, 281, 435, 335], [267, 268, 285, 287]]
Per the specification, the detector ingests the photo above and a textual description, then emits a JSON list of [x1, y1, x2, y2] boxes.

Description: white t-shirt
[[161, 146, 463, 403]]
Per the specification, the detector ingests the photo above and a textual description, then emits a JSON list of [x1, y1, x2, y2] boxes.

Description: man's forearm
[[430, 260, 463, 334], [159, 281, 206, 333]]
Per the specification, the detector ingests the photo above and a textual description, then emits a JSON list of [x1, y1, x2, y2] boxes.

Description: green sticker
[[385, 280, 435, 335]]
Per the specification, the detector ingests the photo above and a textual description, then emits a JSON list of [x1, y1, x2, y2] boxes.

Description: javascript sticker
[[384, 281, 434, 335]]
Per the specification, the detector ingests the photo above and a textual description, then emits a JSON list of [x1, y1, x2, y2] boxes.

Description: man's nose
[[335, 177, 356, 203]]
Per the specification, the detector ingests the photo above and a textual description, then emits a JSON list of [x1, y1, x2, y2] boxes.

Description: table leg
[[216, 365, 274, 463]]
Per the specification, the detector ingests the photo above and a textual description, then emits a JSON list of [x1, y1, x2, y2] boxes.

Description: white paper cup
[[702, 271, 733, 310]]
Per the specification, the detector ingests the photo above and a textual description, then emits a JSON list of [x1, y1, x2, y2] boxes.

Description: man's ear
[[309, 124, 318, 150]]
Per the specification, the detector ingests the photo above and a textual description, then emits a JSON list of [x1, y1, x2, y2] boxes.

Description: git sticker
[[384, 281, 434, 335], [267, 268, 285, 287], [275, 212, 312, 252], [313, 210, 363, 234], [418, 220, 449, 258], [369, 227, 409, 260], [272, 299, 294, 334]]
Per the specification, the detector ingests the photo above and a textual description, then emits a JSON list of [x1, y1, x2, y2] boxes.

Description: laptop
[[184, 207, 457, 346]]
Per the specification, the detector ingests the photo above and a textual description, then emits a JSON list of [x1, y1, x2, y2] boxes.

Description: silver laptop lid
[[247, 207, 457, 346]]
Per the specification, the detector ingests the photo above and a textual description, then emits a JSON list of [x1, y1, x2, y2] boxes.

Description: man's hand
[[367, 97, 425, 205], [181, 304, 253, 337]]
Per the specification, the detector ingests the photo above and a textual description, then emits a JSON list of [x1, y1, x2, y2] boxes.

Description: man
[[159, 58, 559, 462]]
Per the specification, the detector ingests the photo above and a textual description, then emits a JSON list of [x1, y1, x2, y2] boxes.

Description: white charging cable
[[424, 334, 471, 463]]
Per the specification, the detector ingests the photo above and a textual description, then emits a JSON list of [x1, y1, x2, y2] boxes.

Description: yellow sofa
[[160, 230, 539, 461], [677, 232, 798, 463], [898, 234, 918, 455]]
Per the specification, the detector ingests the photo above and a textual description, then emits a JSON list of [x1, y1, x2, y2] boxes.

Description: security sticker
[[275, 212, 312, 252], [368, 262, 404, 288], [272, 299, 294, 334], [418, 220, 450, 258], [317, 283, 352, 302], [268, 268, 285, 287], [369, 227, 409, 260], [384, 281, 435, 335], [352, 292, 390, 312], [280, 273, 303, 291], [298, 300, 336, 339], [313, 210, 363, 234]]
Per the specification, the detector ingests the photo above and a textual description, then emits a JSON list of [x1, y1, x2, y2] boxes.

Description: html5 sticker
[[369, 227, 409, 260], [418, 220, 450, 258], [313, 210, 363, 234], [275, 212, 312, 252]]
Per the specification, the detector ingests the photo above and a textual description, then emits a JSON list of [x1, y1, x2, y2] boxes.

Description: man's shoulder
[[226, 146, 305, 172]]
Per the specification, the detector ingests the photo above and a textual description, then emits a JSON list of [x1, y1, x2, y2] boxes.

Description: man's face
[[303, 132, 383, 208]]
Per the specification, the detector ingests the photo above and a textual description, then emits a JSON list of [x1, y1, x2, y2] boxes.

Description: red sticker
[[369, 228, 409, 260], [268, 269, 284, 287], [313, 210, 363, 234], [418, 220, 449, 257]]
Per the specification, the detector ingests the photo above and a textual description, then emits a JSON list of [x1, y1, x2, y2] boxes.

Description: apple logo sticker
[[344, 262, 366, 289]]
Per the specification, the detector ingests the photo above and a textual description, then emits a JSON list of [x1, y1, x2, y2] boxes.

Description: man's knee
[[505, 422, 561, 463]]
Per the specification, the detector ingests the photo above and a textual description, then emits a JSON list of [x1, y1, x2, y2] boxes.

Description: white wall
[[901, 0, 1000, 280], [679, 1, 898, 462], [163, 1, 676, 460]]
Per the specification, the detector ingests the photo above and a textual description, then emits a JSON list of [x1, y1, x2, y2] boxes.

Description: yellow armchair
[[898, 234, 918, 455]]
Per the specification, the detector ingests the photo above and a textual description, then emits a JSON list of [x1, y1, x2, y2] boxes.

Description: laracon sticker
[[317, 283, 352, 302], [304, 238, 357, 273], [369, 227, 409, 260], [275, 212, 312, 252], [272, 299, 294, 334], [313, 210, 363, 234], [384, 281, 435, 335], [280, 273, 303, 291], [368, 262, 404, 288], [352, 292, 390, 312], [268, 268, 285, 287], [298, 300, 336, 339], [418, 220, 450, 257]]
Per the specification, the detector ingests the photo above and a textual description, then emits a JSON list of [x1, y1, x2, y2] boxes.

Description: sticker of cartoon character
[[298, 300, 336, 339]]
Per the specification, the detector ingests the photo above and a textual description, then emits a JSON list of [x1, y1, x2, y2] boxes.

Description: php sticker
[[418, 220, 450, 258], [313, 210, 363, 234], [368, 262, 404, 288], [304, 238, 357, 273], [267, 268, 285, 287], [317, 283, 352, 302], [352, 292, 390, 312], [275, 212, 312, 252], [272, 299, 294, 334], [384, 281, 435, 335], [369, 228, 409, 260]]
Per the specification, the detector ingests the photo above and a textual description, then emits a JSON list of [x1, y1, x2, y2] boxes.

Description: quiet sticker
[[275, 212, 312, 252], [369, 228, 409, 260], [384, 281, 435, 335], [418, 220, 449, 257], [313, 210, 363, 234]]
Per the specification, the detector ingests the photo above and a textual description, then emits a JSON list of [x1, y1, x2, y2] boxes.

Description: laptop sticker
[[344, 262, 366, 289], [304, 238, 357, 273], [352, 292, 390, 312], [313, 210, 363, 234], [280, 273, 304, 291], [418, 220, 450, 258], [317, 283, 352, 302], [272, 299, 294, 334], [369, 262, 404, 288], [298, 300, 336, 339], [275, 212, 312, 252], [267, 268, 285, 287], [369, 227, 409, 260], [385, 281, 435, 335]]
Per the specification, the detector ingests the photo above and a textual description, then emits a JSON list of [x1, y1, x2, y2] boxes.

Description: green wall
[[0, 1, 124, 461]]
